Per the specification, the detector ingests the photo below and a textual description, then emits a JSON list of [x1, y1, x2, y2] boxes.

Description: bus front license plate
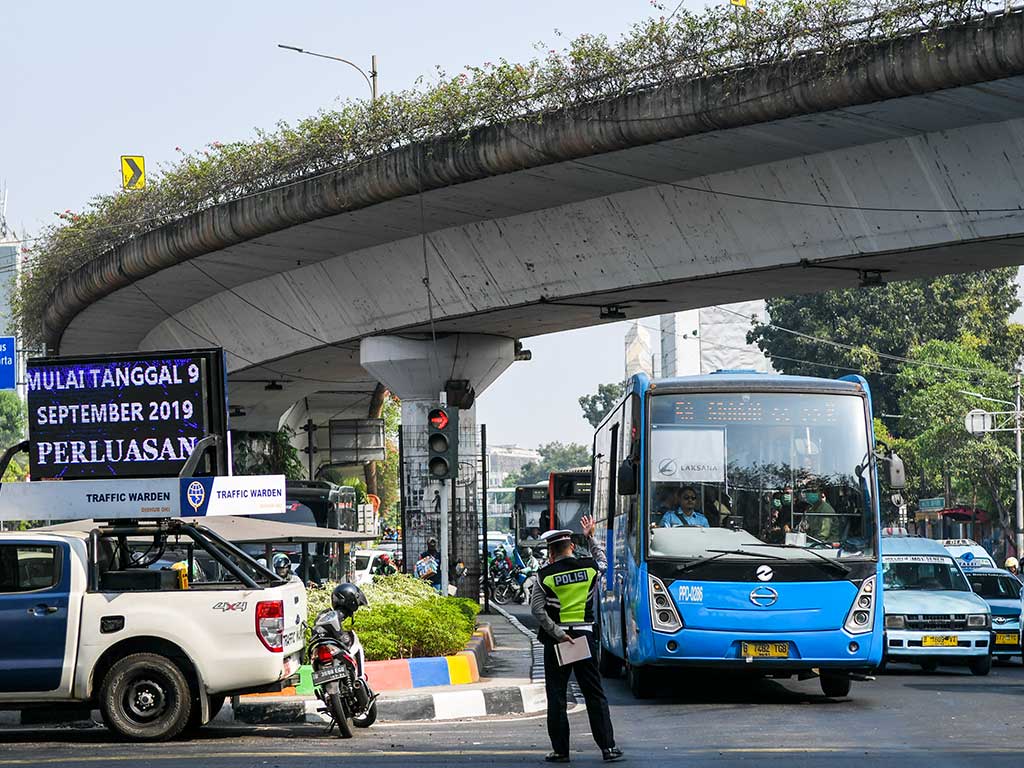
[[921, 636, 958, 647], [995, 632, 1018, 646], [741, 641, 789, 658]]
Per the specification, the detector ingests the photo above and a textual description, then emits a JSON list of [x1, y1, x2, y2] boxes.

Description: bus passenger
[[800, 487, 838, 542], [661, 486, 709, 528]]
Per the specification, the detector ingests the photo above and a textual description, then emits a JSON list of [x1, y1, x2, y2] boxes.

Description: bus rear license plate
[[995, 632, 1018, 646], [741, 642, 789, 658], [921, 636, 958, 647]]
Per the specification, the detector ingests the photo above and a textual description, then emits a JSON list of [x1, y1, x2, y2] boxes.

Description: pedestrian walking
[[530, 518, 622, 763]]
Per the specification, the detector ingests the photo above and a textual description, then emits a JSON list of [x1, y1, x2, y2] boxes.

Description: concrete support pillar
[[361, 334, 516, 597]]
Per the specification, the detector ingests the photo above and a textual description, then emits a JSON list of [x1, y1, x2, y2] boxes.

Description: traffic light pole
[[437, 480, 450, 595]]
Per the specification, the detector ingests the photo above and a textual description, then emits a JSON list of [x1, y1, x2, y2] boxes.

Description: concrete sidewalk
[[233, 606, 551, 724]]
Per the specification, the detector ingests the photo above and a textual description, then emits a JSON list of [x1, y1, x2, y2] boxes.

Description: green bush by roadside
[[306, 574, 480, 661]]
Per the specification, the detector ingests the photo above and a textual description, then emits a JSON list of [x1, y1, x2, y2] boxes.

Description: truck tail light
[[316, 645, 336, 664], [256, 600, 284, 652]]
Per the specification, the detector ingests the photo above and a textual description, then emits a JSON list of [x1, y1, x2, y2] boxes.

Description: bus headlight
[[649, 575, 682, 634], [844, 576, 876, 635], [967, 614, 990, 629], [885, 614, 905, 630]]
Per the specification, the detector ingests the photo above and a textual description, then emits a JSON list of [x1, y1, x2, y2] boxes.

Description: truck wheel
[[328, 693, 353, 738], [820, 674, 851, 698], [969, 655, 992, 677], [100, 653, 192, 742]]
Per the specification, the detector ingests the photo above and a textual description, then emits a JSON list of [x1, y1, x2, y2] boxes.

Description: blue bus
[[592, 371, 905, 698]]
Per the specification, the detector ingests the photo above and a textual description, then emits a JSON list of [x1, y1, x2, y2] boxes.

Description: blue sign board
[[0, 337, 16, 390]]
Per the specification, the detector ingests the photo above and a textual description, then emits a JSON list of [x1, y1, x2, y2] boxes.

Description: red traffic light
[[428, 409, 449, 430]]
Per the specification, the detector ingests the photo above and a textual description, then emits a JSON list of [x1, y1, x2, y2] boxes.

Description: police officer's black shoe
[[544, 752, 570, 762], [602, 747, 624, 762]]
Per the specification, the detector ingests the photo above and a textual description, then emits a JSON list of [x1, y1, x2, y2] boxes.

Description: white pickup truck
[[0, 518, 306, 741]]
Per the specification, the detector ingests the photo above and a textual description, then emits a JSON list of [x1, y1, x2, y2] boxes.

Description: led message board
[[27, 349, 227, 480]]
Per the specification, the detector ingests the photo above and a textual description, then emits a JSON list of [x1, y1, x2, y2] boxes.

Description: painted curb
[[231, 683, 549, 724]]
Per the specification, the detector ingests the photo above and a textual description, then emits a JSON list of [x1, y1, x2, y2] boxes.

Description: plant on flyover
[[15, 0, 998, 345]]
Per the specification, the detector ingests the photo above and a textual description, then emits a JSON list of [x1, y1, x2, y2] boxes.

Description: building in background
[[624, 320, 654, 378], [659, 301, 771, 378], [488, 444, 542, 487]]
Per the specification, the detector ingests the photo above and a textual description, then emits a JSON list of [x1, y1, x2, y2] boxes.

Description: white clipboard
[[554, 636, 591, 666]]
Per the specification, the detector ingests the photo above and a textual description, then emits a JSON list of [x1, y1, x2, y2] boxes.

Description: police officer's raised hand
[[581, 515, 596, 538]]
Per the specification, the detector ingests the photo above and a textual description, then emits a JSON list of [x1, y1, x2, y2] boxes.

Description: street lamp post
[[277, 44, 378, 100], [961, 384, 1024, 557]]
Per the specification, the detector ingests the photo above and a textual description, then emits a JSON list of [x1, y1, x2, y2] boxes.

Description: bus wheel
[[598, 644, 623, 678], [968, 655, 992, 677], [819, 674, 851, 698], [627, 663, 655, 699]]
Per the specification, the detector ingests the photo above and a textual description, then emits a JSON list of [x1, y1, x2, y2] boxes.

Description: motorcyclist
[[1006, 556, 1020, 579], [373, 553, 398, 577], [272, 552, 294, 580]]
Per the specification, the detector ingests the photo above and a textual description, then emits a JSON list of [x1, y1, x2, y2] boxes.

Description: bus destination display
[[27, 349, 226, 480]]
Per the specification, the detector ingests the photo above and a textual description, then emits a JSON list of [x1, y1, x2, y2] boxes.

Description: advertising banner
[[26, 349, 227, 480]]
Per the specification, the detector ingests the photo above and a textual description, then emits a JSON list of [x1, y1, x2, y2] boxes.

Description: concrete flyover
[[45, 10, 1024, 432]]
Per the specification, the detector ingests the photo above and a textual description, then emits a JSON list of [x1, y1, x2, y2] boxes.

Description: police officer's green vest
[[538, 555, 599, 627]]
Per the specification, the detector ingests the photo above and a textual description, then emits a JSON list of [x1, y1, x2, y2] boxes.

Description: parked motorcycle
[[309, 583, 378, 738]]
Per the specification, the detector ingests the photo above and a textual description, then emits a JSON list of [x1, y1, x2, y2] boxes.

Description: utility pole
[[1015, 371, 1023, 557]]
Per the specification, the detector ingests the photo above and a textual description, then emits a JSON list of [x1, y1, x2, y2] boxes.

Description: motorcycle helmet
[[331, 582, 369, 618], [272, 553, 292, 579], [380, 553, 391, 565], [1006, 556, 1019, 572]]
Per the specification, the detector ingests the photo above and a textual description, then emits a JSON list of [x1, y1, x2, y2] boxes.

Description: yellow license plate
[[741, 641, 790, 658], [922, 635, 959, 647], [995, 632, 1018, 646]]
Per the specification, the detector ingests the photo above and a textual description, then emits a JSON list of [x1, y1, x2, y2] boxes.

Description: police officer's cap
[[540, 529, 574, 545]]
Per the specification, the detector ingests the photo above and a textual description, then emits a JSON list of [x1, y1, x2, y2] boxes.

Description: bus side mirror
[[887, 451, 907, 490], [618, 458, 637, 496]]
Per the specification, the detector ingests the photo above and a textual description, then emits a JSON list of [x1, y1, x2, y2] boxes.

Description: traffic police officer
[[530, 516, 622, 763]]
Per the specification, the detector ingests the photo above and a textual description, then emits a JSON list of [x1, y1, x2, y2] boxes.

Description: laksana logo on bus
[[553, 570, 590, 586]]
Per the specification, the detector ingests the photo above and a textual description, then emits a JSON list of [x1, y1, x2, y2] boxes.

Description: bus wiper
[[675, 549, 785, 576], [744, 543, 852, 575]]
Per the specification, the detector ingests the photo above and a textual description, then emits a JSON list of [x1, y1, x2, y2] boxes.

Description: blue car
[[964, 566, 1023, 663], [881, 535, 993, 675]]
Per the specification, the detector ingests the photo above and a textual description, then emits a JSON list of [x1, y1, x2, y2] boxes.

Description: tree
[[748, 268, 1022, 419], [894, 338, 1017, 554], [232, 428, 304, 479], [579, 382, 625, 428], [506, 442, 591, 486], [0, 391, 26, 450]]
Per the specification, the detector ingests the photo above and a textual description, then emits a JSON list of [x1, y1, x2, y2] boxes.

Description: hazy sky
[[4, 0, 685, 449], [6, 2, 1024, 452]]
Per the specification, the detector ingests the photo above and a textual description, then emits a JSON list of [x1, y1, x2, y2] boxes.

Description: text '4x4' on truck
[[0, 475, 307, 741]]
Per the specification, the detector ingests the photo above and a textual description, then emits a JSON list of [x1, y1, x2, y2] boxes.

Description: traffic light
[[426, 406, 458, 480]]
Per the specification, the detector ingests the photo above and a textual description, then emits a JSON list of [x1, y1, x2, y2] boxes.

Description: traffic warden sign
[[120, 155, 145, 190]]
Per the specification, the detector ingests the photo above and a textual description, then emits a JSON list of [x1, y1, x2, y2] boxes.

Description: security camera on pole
[[961, 371, 1024, 557], [426, 400, 458, 594]]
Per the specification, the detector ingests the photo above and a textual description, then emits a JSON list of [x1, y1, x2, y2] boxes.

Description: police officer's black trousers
[[543, 631, 615, 755]]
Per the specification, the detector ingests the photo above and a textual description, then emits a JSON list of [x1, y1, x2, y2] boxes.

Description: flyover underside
[[58, 77, 1024, 430]]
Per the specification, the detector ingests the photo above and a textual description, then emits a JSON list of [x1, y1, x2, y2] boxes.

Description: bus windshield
[[648, 391, 875, 562]]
